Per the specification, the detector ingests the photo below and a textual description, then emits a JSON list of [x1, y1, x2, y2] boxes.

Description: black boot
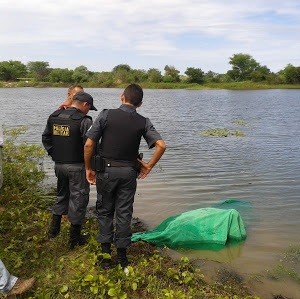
[[48, 214, 62, 239], [99, 243, 112, 269], [69, 224, 88, 249], [117, 248, 129, 268]]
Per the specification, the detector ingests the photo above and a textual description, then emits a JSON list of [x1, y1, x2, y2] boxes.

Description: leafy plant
[[1, 126, 46, 196]]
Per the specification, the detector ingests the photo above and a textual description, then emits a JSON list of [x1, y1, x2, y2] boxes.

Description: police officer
[[58, 85, 83, 109], [84, 84, 166, 268], [42, 91, 97, 249]]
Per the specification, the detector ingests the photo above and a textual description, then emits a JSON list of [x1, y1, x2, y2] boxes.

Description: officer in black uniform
[[42, 91, 97, 249], [84, 84, 166, 268]]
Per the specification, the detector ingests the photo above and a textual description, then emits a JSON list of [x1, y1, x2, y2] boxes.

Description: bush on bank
[[0, 128, 259, 299]]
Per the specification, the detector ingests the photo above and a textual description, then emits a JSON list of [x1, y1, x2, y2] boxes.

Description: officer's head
[[122, 84, 143, 107], [72, 91, 97, 114], [67, 85, 83, 101]]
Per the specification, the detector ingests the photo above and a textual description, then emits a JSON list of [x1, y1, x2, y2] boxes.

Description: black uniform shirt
[[86, 104, 162, 149]]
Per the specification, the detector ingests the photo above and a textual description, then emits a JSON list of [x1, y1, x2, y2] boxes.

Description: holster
[[133, 160, 141, 173], [91, 155, 105, 172], [134, 153, 143, 173]]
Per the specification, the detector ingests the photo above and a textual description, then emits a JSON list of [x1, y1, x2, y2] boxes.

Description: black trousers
[[96, 166, 137, 248], [52, 163, 90, 225]]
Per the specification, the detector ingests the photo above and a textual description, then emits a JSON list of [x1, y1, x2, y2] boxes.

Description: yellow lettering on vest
[[53, 124, 70, 136]]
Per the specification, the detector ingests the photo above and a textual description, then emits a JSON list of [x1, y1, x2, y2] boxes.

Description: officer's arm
[[138, 139, 166, 179], [42, 121, 53, 156], [84, 138, 96, 184], [58, 99, 72, 109]]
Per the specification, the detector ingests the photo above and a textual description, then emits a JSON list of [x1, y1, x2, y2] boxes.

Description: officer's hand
[[86, 169, 96, 185], [137, 159, 152, 179], [58, 100, 72, 109]]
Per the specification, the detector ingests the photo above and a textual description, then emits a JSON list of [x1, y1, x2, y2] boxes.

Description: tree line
[[1, 53, 300, 86]]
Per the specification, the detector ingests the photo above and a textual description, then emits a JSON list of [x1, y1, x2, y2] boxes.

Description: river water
[[1, 87, 300, 297]]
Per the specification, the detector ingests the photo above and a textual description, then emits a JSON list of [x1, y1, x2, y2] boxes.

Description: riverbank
[[0, 128, 259, 298], [2, 197, 299, 298], [1, 80, 300, 90], [0, 203, 260, 299]]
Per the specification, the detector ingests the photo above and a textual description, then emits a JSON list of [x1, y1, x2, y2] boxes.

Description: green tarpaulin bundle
[[131, 207, 247, 250]]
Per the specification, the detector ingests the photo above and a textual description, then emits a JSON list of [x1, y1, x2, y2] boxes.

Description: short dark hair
[[68, 85, 83, 91], [123, 84, 143, 106]]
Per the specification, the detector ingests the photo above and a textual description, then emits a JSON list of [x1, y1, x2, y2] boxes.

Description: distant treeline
[[1, 53, 300, 87]]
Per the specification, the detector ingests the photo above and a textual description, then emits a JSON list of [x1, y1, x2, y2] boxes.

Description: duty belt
[[103, 158, 136, 167]]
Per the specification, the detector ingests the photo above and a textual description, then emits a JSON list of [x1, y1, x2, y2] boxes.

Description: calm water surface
[[1, 88, 300, 297]]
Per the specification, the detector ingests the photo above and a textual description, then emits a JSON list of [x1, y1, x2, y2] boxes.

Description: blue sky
[[0, 0, 299, 74]]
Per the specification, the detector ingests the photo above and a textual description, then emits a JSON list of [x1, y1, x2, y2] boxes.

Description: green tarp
[[131, 207, 247, 250]]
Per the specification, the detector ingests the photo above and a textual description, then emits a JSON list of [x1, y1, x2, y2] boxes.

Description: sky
[[0, 0, 300, 74]]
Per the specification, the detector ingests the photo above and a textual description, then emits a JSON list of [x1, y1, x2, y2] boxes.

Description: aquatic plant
[[201, 128, 245, 137], [232, 119, 248, 126]]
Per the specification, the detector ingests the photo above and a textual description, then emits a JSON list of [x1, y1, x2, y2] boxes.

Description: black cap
[[73, 91, 97, 111]]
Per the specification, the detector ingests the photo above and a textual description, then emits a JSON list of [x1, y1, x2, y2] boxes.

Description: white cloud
[[0, 0, 299, 73]]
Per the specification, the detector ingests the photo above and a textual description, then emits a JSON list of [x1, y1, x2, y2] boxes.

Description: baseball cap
[[73, 91, 97, 111]]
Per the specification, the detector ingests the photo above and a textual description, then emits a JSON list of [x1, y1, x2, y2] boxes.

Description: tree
[[113, 70, 130, 84], [227, 53, 260, 81], [112, 64, 131, 72], [0, 60, 27, 81], [147, 68, 162, 83], [130, 69, 148, 83], [250, 65, 271, 82], [184, 67, 204, 83], [204, 71, 222, 83], [281, 64, 300, 84], [27, 61, 50, 81], [72, 65, 91, 83], [112, 64, 132, 84], [163, 65, 180, 83], [90, 72, 114, 86], [48, 68, 73, 83], [265, 73, 283, 84]]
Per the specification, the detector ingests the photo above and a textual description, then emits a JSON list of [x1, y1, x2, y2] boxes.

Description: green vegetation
[[265, 244, 300, 284], [232, 119, 248, 126], [1, 53, 300, 89], [0, 128, 261, 298], [201, 118, 248, 137], [201, 128, 245, 137], [248, 244, 300, 299]]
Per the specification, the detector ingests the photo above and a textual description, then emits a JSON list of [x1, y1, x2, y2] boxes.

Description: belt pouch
[[93, 155, 105, 172]]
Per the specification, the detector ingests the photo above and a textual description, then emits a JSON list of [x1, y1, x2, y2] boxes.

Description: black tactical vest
[[49, 108, 89, 163], [100, 108, 146, 161]]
